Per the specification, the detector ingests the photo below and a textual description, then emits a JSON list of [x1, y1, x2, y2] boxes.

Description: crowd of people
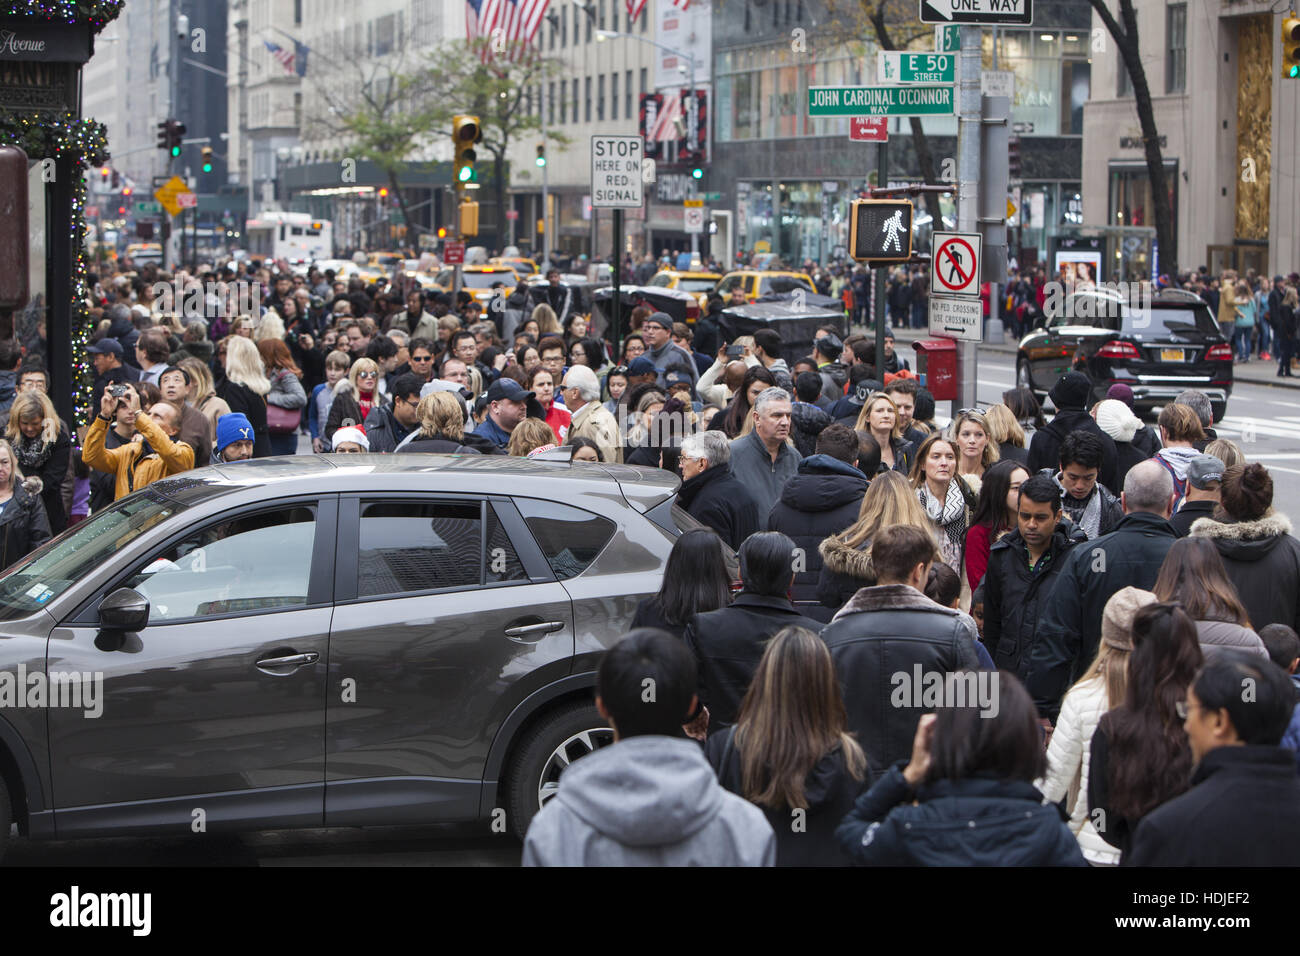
[[2, 246, 1296, 867]]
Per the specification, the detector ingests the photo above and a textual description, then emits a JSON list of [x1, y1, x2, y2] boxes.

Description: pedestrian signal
[[848, 199, 914, 263]]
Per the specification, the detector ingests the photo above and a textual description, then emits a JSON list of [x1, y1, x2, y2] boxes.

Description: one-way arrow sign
[[919, 0, 1032, 25]]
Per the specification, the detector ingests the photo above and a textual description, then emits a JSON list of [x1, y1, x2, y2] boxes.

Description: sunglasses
[[357, 371, 379, 379], [956, 407, 986, 418]]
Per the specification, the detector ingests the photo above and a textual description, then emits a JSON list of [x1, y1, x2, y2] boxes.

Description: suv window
[[1123, 306, 1220, 337], [513, 499, 616, 580], [126, 506, 316, 622], [356, 500, 527, 597]]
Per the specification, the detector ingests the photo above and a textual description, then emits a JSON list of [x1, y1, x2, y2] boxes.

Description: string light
[[0, 111, 111, 440], [1, 1, 125, 26]]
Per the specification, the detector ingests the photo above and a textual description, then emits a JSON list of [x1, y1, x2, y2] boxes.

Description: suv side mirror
[[99, 587, 150, 631]]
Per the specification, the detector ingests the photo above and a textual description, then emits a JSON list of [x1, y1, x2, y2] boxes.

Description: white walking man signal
[[881, 210, 905, 252]]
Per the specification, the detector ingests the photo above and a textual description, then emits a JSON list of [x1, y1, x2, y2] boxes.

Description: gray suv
[[0, 455, 698, 856]]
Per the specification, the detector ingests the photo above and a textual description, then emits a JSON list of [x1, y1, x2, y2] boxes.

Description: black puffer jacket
[[820, 584, 982, 779], [0, 482, 52, 570], [982, 523, 1086, 679], [1027, 408, 1119, 494], [1189, 510, 1300, 633], [708, 728, 867, 867], [676, 463, 761, 551], [767, 455, 868, 622], [1027, 512, 1177, 719]]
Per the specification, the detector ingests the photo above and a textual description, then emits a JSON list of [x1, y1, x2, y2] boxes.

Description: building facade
[[1082, 0, 1299, 278]]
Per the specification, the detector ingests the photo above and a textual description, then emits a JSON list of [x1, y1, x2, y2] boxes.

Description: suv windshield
[[0, 491, 185, 622], [1123, 306, 1220, 337]]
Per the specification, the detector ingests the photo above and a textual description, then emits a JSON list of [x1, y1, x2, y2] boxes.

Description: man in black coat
[[684, 532, 823, 733], [982, 474, 1086, 677], [1029, 371, 1119, 494], [1027, 460, 1179, 720], [789, 372, 834, 457], [767, 424, 870, 623], [1126, 651, 1300, 866], [820, 525, 982, 780], [676, 430, 761, 551]]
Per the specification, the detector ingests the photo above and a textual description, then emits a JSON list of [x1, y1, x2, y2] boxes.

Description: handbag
[[266, 400, 300, 434]]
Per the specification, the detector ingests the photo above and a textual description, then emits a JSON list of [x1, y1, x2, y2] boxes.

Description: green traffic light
[[691, 168, 702, 180], [1291, 64, 1299, 78], [458, 166, 474, 183], [536, 156, 546, 168], [203, 163, 213, 173], [171, 146, 181, 157]]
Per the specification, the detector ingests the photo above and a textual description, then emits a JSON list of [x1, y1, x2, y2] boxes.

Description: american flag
[[672, 0, 692, 9], [264, 40, 296, 74], [626, 0, 648, 23], [467, 0, 552, 62]]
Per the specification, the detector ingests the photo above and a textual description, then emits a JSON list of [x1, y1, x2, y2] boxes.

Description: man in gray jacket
[[729, 387, 802, 518], [522, 629, 775, 866]]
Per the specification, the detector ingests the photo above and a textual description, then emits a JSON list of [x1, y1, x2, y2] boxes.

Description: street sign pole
[[612, 207, 623, 356], [979, 92, 1011, 345], [954, 24, 981, 416], [875, 138, 889, 366]]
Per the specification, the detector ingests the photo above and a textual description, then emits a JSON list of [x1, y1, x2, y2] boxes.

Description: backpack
[[1152, 454, 1187, 507]]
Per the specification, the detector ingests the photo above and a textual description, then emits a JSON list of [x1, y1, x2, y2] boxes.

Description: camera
[[108, 385, 128, 398]]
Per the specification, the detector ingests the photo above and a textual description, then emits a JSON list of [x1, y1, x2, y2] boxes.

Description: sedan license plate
[[1160, 348, 1185, 362]]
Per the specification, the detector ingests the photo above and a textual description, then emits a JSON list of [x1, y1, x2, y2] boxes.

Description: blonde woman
[[324, 357, 387, 445], [1203, 438, 1244, 469], [227, 315, 254, 338], [818, 470, 940, 611], [854, 392, 913, 474], [5, 391, 70, 533], [1038, 587, 1153, 866], [216, 335, 272, 458], [396, 391, 480, 454], [507, 418, 558, 457], [530, 303, 562, 337], [983, 403, 1028, 466], [178, 356, 232, 439], [254, 310, 286, 343], [947, 409, 999, 492], [0, 437, 51, 569]]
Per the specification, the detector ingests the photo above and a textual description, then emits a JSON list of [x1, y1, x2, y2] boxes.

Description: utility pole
[[540, 82, 550, 272], [954, 24, 981, 416]]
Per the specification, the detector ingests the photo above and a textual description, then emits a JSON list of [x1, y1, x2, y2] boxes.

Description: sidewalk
[[887, 327, 1300, 391]]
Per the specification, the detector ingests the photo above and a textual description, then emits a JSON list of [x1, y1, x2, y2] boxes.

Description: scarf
[[358, 388, 375, 420], [918, 480, 968, 570], [15, 432, 53, 473], [1060, 481, 1103, 539]]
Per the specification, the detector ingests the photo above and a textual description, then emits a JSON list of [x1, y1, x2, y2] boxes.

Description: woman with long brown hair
[[1088, 602, 1203, 858], [948, 409, 999, 491], [258, 337, 307, 456], [909, 432, 973, 573], [1152, 537, 1268, 660], [817, 470, 939, 611], [1040, 587, 1154, 866], [707, 625, 867, 866]]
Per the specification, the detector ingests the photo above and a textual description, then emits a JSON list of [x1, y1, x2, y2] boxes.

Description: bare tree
[[302, 34, 453, 248], [1090, 0, 1177, 274]]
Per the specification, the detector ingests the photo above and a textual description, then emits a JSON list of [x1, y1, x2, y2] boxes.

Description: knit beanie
[[1094, 399, 1141, 444], [215, 413, 255, 455], [1101, 587, 1157, 651]]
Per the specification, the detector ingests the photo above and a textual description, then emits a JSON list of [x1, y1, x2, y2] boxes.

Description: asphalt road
[[958, 354, 1300, 520]]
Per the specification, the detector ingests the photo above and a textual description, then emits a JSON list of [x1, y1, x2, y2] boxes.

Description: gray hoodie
[[522, 735, 775, 866]]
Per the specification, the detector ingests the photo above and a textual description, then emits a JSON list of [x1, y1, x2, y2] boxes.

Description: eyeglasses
[[1175, 700, 1201, 720], [357, 371, 378, 379]]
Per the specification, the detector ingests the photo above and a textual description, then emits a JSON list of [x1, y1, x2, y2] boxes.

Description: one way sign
[[919, 0, 1032, 25]]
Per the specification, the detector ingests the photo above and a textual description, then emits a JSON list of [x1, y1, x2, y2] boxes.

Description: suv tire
[[505, 700, 613, 840], [0, 774, 11, 863]]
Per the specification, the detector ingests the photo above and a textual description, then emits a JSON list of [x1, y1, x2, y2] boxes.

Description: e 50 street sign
[[877, 51, 955, 84], [809, 85, 954, 116]]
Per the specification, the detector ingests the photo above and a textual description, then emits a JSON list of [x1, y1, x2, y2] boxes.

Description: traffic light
[[1284, 14, 1300, 79], [100, 166, 109, 179], [691, 166, 703, 180], [437, 226, 447, 239], [157, 121, 170, 151], [201, 146, 214, 173], [378, 187, 389, 199], [157, 119, 186, 157], [122, 186, 132, 197], [459, 200, 480, 237], [453, 115, 481, 186], [535, 142, 546, 168], [1008, 135, 1022, 179], [848, 199, 913, 263]]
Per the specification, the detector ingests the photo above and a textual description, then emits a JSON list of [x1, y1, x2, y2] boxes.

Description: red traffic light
[[378, 187, 389, 198], [437, 226, 447, 239]]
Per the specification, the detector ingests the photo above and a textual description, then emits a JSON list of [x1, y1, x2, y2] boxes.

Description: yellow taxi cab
[[715, 270, 816, 303], [366, 251, 407, 270], [434, 264, 521, 307], [491, 256, 538, 276], [649, 270, 723, 311]]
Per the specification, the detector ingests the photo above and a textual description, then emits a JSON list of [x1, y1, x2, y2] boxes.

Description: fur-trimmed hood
[[820, 534, 875, 583], [1190, 510, 1294, 561], [831, 583, 961, 622]]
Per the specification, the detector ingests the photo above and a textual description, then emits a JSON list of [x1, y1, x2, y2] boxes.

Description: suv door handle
[[504, 621, 564, 639], [256, 651, 319, 670]]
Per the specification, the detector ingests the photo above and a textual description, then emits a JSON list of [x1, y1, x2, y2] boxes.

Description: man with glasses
[[361, 373, 425, 453]]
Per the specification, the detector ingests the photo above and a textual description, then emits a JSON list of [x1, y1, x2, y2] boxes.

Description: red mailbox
[[912, 338, 958, 401]]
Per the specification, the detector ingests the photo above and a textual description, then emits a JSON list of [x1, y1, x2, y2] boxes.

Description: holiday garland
[[0, 0, 123, 27], [0, 112, 110, 432]]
